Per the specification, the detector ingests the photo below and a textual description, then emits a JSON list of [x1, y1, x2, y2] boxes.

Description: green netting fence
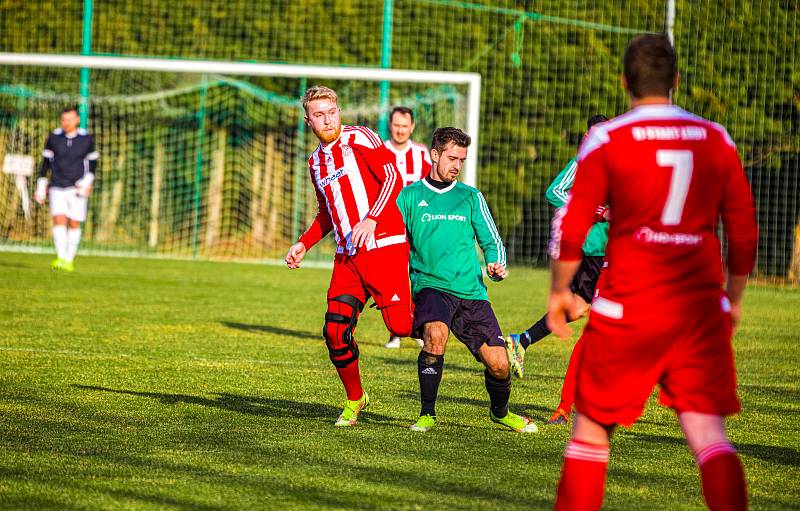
[[0, 0, 797, 284]]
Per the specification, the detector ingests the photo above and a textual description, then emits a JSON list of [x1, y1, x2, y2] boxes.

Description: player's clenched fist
[[285, 242, 307, 269], [546, 288, 579, 339], [486, 263, 507, 281], [350, 218, 377, 248], [35, 177, 48, 205]]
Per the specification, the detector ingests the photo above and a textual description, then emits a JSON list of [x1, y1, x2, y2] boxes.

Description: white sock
[[52, 225, 68, 260], [65, 228, 82, 263]]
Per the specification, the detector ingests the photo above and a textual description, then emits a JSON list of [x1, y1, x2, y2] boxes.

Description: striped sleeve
[[362, 144, 402, 222], [472, 191, 506, 265], [549, 144, 609, 262], [545, 158, 577, 208], [348, 125, 383, 149]]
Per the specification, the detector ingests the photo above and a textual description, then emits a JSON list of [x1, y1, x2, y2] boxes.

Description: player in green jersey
[[505, 114, 609, 426], [397, 127, 537, 433], [505, 115, 609, 371]]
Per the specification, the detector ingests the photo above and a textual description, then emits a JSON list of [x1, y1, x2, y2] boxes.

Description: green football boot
[[409, 414, 437, 432], [50, 258, 65, 270], [334, 391, 370, 427], [505, 334, 525, 379], [61, 260, 74, 272], [490, 410, 538, 433]]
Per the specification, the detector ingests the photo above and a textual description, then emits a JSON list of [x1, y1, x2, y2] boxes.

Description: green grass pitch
[[0, 253, 798, 510]]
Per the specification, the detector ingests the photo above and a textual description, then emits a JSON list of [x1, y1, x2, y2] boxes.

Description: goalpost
[[0, 53, 480, 262]]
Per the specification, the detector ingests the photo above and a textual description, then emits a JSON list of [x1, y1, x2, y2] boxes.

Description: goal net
[[0, 0, 797, 284], [0, 57, 477, 263]]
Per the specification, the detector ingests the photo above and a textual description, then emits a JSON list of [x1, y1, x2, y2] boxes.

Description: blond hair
[[302, 85, 338, 112]]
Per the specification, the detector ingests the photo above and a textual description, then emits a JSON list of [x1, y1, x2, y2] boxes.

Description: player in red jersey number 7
[[285, 86, 413, 427], [549, 35, 757, 510]]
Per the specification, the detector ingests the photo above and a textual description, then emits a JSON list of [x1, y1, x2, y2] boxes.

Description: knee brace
[[323, 294, 364, 368]]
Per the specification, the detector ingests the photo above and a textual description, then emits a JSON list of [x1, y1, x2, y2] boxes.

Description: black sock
[[522, 314, 551, 349], [484, 369, 511, 418], [418, 351, 444, 417]]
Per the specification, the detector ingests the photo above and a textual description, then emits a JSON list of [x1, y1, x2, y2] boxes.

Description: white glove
[[35, 177, 48, 204], [75, 173, 95, 198]]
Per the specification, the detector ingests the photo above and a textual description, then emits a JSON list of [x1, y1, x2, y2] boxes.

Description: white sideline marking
[[0, 346, 130, 358], [0, 244, 334, 269]]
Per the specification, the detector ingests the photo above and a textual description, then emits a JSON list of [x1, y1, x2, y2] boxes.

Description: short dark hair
[[623, 34, 677, 99], [587, 114, 609, 130], [431, 127, 471, 153], [61, 105, 79, 115], [390, 106, 414, 123]]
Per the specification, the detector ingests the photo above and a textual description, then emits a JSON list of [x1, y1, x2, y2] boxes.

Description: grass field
[[0, 252, 798, 510]]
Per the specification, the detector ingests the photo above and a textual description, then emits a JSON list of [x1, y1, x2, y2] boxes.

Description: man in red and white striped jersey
[[285, 86, 413, 427], [385, 106, 432, 187], [383, 106, 431, 349], [548, 35, 757, 510]]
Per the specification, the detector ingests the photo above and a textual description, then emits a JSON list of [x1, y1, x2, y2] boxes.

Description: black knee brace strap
[[323, 294, 364, 368]]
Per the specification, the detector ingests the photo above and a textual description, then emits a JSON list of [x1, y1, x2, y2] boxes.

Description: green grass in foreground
[[0, 253, 798, 510]]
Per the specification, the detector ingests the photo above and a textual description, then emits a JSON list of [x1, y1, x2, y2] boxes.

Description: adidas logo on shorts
[[418, 200, 429, 207], [391, 294, 400, 302]]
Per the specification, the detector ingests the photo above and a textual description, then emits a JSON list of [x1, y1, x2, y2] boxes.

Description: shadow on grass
[[0, 260, 30, 269], [739, 383, 800, 402], [2, 440, 555, 510], [72, 385, 394, 424], [220, 321, 318, 340], [396, 390, 554, 417], [628, 432, 800, 467]]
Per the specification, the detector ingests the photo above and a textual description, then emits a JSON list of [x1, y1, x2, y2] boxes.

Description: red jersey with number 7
[[549, 104, 758, 317]]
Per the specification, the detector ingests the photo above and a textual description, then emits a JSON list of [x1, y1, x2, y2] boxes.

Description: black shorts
[[570, 255, 605, 303], [411, 287, 505, 361]]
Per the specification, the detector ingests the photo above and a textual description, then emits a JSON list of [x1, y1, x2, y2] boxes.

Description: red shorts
[[327, 242, 412, 310], [575, 301, 739, 427]]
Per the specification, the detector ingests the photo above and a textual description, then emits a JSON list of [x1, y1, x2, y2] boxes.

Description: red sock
[[335, 361, 364, 401], [558, 337, 584, 411], [696, 442, 748, 511], [555, 440, 609, 511]]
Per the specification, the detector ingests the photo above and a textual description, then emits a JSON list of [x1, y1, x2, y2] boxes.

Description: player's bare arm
[[547, 259, 581, 339]]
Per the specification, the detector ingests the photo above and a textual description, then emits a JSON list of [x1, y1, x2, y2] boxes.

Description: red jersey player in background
[[285, 86, 413, 427], [383, 106, 431, 349], [548, 35, 758, 510]]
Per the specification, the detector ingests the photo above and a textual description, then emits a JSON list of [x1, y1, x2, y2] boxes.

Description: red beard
[[314, 124, 342, 144]]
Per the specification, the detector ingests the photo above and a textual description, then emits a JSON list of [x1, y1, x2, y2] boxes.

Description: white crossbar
[[0, 53, 482, 186]]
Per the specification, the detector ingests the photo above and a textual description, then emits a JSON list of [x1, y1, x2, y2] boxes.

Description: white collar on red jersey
[[384, 139, 412, 155]]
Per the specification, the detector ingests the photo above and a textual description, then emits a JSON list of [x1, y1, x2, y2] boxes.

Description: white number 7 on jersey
[[657, 149, 694, 225]]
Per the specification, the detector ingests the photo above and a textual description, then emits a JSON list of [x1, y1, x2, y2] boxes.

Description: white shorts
[[49, 187, 88, 222]]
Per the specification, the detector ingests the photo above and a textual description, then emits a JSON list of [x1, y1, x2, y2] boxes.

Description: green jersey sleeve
[[545, 157, 578, 208], [472, 191, 506, 265]]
